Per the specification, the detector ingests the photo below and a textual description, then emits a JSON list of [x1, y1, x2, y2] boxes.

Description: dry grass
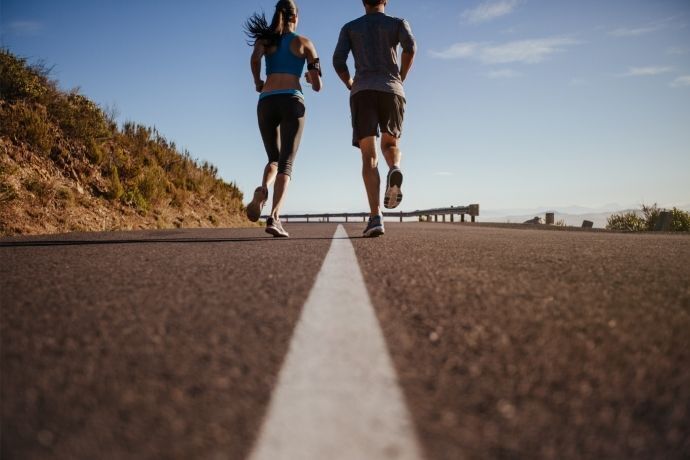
[[0, 49, 249, 236]]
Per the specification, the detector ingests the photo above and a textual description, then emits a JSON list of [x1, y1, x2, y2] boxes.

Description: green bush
[[606, 211, 646, 231], [49, 92, 111, 143], [109, 166, 124, 200], [0, 50, 49, 103], [0, 101, 54, 155], [136, 167, 167, 205], [670, 208, 690, 232], [123, 188, 149, 213], [607, 204, 690, 232]]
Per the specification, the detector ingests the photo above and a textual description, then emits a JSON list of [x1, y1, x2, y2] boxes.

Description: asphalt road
[[1, 223, 689, 459]]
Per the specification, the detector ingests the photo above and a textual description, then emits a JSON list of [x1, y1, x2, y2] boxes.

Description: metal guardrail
[[264, 204, 480, 223]]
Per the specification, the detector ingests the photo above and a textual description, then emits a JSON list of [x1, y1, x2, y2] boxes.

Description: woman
[[244, 0, 322, 237]]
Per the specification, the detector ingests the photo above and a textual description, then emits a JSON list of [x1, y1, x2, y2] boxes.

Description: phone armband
[[307, 58, 322, 77]]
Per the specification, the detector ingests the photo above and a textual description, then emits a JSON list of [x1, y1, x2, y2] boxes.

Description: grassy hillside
[[0, 49, 248, 236]]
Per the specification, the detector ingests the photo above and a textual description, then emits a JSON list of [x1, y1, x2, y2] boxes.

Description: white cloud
[[622, 66, 674, 77], [670, 76, 690, 87], [462, 0, 522, 24], [609, 17, 676, 37], [487, 69, 522, 79], [9, 21, 44, 36], [609, 26, 661, 37], [666, 47, 688, 55], [429, 42, 481, 60], [431, 37, 581, 64]]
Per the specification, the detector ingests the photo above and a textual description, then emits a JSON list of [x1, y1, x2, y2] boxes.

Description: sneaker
[[246, 186, 268, 222], [384, 168, 403, 209], [363, 215, 385, 238], [266, 217, 289, 238]]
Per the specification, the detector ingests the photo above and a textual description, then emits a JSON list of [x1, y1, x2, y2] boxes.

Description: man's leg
[[359, 136, 381, 217], [382, 133, 404, 209], [381, 133, 401, 169]]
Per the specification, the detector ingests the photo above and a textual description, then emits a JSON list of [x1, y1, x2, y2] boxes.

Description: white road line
[[248, 225, 424, 460]]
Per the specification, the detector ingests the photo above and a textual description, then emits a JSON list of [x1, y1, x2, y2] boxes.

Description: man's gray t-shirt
[[333, 12, 416, 98]]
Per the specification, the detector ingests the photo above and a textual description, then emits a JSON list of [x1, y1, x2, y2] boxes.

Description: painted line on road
[[248, 225, 424, 460]]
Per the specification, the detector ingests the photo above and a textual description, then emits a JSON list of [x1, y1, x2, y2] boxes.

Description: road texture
[[2, 222, 689, 459], [347, 223, 690, 460]]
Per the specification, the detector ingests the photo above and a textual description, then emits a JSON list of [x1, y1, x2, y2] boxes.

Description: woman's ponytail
[[244, 0, 298, 47]]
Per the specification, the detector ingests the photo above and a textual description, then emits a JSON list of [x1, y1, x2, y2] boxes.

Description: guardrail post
[[655, 211, 672, 231], [469, 204, 479, 223], [307, 216, 309, 223], [400, 211, 403, 223], [461, 214, 465, 223], [450, 213, 454, 223], [434, 215, 438, 222]]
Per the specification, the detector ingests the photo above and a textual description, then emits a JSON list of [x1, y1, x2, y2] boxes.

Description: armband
[[307, 58, 322, 77]]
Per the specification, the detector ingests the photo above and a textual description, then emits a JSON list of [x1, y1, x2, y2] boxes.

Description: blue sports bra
[[265, 32, 305, 77]]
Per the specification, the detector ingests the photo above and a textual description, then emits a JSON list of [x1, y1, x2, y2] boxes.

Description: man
[[333, 0, 416, 237]]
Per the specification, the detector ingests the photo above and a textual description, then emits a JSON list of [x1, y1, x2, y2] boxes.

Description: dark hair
[[363, 0, 385, 6], [244, 0, 298, 47]]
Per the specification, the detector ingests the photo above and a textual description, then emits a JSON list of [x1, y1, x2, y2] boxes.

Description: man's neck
[[365, 6, 385, 14]]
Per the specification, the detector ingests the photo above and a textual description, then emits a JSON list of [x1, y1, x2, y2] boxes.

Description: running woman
[[333, 0, 416, 237], [244, 0, 322, 237]]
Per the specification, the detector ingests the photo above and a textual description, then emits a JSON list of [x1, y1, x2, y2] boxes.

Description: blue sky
[[2, 0, 689, 213]]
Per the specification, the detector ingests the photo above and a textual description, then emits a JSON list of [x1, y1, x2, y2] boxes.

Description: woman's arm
[[302, 37, 322, 92], [250, 42, 265, 92]]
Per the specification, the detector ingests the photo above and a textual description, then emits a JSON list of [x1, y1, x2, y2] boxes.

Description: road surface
[[2, 223, 689, 459]]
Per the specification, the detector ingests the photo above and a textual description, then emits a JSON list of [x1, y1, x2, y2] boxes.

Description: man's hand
[[345, 78, 353, 90], [305, 72, 311, 84], [255, 79, 264, 93]]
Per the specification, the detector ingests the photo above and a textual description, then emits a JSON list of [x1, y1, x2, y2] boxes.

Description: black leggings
[[257, 94, 305, 178]]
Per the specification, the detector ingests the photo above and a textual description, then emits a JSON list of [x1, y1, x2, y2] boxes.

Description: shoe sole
[[363, 226, 385, 238], [246, 188, 266, 222], [384, 170, 403, 209], [265, 226, 289, 238]]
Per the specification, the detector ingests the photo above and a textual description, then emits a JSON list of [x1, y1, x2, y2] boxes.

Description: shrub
[[109, 166, 124, 200], [606, 211, 646, 231], [670, 208, 690, 232], [607, 204, 690, 232], [48, 92, 111, 143], [85, 138, 104, 164], [0, 182, 18, 204], [136, 167, 166, 205], [0, 50, 49, 103], [23, 176, 53, 205], [0, 101, 54, 155], [123, 188, 149, 213]]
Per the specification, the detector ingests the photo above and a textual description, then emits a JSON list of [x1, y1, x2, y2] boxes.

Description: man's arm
[[398, 19, 417, 83], [400, 51, 415, 82], [333, 25, 353, 90]]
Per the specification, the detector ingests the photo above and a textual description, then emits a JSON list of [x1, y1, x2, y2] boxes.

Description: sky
[[2, 0, 689, 214]]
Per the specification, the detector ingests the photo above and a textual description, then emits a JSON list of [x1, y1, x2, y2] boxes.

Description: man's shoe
[[363, 215, 385, 238], [246, 186, 268, 222], [384, 168, 403, 209], [266, 217, 289, 238]]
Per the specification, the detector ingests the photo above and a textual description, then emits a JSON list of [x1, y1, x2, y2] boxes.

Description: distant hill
[[0, 50, 249, 236]]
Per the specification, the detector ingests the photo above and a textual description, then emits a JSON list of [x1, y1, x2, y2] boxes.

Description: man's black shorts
[[350, 90, 406, 148]]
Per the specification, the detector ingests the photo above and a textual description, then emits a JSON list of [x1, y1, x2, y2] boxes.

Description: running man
[[244, 0, 322, 237], [333, 0, 416, 237]]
